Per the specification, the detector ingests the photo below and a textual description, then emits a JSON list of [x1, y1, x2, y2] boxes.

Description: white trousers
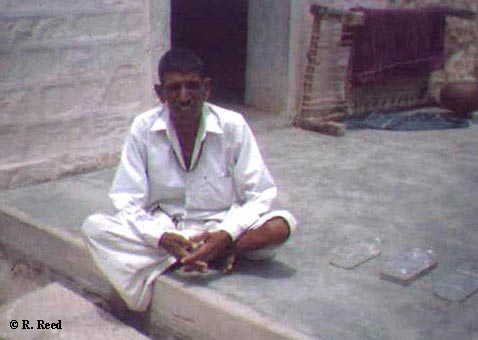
[[81, 210, 297, 311]]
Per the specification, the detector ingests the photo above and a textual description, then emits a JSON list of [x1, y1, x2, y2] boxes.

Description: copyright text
[[10, 319, 62, 330]]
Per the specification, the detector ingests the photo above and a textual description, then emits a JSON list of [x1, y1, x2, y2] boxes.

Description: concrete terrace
[[1, 107, 478, 340]]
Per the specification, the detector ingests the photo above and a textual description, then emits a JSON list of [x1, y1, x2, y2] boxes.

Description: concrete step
[[0, 283, 150, 340], [2, 117, 478, 340], [0, 168, 310, 340]]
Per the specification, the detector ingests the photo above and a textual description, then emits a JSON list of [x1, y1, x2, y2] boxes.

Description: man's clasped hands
[[159, 230, 235, 273]]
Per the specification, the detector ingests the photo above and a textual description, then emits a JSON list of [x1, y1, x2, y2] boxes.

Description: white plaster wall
[[149, 0, 171, 86], [246, 0, 292, 114], [0, 0, 170, 189]]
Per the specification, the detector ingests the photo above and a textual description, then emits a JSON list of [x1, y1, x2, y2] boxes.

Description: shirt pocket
[[189, 171, 234, 211]]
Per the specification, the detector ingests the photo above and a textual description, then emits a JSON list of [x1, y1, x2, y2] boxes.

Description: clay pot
[[440, 81, 478, 115]]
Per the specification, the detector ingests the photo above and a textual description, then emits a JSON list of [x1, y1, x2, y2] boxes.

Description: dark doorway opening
[[171, 0, 248, 105]]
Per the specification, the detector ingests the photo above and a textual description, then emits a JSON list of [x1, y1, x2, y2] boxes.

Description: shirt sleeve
[[214, 119, 277, 241], [109, 120, 178, 247]]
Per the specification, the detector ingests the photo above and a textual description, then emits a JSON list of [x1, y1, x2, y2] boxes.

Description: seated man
[[81, 48, 297, 311]]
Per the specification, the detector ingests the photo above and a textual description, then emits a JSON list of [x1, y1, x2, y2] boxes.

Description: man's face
[[156, 72, 211, 124]]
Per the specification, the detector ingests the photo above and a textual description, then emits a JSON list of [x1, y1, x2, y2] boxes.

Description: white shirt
[[109, 102, 277, 246]]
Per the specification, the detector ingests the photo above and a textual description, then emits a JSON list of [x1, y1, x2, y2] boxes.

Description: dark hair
[[158, 48, 205, 82]]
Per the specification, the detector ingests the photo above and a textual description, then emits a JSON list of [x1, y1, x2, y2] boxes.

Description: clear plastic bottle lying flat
[[330, 237, 382, 270], [380, 247, 437, 285]]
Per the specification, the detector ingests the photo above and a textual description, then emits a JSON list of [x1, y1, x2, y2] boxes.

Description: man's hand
[[158, 233, 208, 273], [158, 232, 193, 260], [181, 230, 232, 267]]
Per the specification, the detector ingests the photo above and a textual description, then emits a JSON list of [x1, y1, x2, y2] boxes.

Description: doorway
[[170, 0, 248, 105]]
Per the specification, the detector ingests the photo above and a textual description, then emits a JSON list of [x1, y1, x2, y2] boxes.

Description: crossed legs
[[81, 210, 296, 310]]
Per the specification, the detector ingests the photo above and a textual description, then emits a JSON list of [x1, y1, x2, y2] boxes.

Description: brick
[[60, 46, 98, 77], [0, 1, 10, 9], [0, 125, 27, 163], [0, 52, 16, 81], [107, 75, 145, 107], [0, 89, 34, 122], [0, 17, 37, 50], [91, 110, 133, 137], [90, 110, 134, 152], [295, 117, 346, 137], [23, 121, 65, 157], [306, 65, 316, 73], [0, 90, 45, 126], [65, 116, 96, 153], [72, 13, 119, 38], [308, 49, 318, 64], [22, 116, 92, 158], [34, 16, 71, 40], [1, 47, 59, 84], [106, 66, 148, 107], [98, 41, 148, 72], [60, 41, 148, 78], [310, 40, 319, 49], [42, 84, 78, 116], [306, 56, 316, 64], [0, 123, 17, 136], [100, 0, 145, 11], [79, 81, 107, 110], [116, 11, 146, 36], [304, 75, 315, 82], [2, 1, 105, 12], [0, 0, 153, 189]]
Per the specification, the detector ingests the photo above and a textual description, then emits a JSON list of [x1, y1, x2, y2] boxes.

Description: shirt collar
[[150, 105, 168, 132], [150, 103, 223, 135]]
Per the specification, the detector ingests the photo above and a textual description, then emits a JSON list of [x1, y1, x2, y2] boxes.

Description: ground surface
[[0, 245, 51, 306], [1, 107, 478, 339], [0, 281, 150, 340]]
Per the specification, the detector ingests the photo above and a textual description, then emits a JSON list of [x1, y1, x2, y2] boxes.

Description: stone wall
[[245, 0, 292, 113], [0, 0, 165, 189]]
